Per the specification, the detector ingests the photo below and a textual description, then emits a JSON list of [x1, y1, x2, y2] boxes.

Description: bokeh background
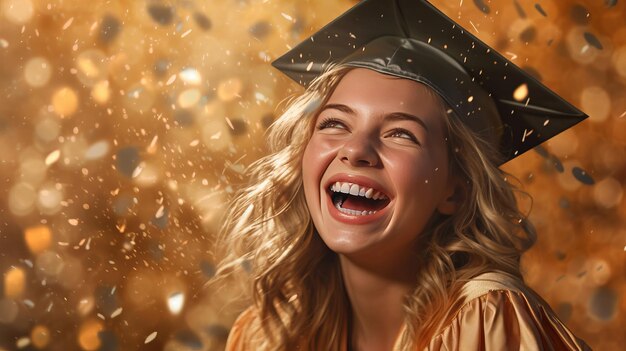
[[0, 0, 624, 350]]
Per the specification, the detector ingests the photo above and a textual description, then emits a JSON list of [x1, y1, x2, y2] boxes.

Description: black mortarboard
[[271, 0, 588, 164]]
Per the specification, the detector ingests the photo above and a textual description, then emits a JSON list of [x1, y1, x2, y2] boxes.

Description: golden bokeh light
[[24, 225, 52, 255], [90, 80, 111, 105], [24, 57, 52, 88], [1, 0, 34, 24], [217, 77, 243, 102], [4, 266, 26, 298], [51, 86, 79, 118], [581, 86, 611, 123], [31, 325, 51, 349], [8, 182, 37, 216], [593, 177, 624, 209], [77, 319, 104, 351]]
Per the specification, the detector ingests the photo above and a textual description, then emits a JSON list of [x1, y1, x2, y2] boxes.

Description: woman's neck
[[340, 254, 417, 351]]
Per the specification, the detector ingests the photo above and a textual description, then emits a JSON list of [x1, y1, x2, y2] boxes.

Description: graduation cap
[[271, 0, 588, 164]]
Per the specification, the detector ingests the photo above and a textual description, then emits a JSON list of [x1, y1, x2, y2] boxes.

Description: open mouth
[[328, 181, 391, 216]]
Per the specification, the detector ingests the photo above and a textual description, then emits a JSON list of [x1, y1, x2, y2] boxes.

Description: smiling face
[[302, 68, 461, 265]]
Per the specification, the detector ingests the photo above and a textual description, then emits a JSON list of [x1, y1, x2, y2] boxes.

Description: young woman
[[216, 1, 591, 350]]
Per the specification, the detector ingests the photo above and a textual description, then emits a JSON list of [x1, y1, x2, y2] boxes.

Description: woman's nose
[[338, 133, 380, 167]]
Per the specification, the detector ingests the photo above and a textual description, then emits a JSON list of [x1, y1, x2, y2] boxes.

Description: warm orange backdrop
[[0, 0, 623, 350]]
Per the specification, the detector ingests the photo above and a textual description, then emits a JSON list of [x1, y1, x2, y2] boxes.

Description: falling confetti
[[0, 1, 622, 350], [583, 32, 603, 50], [572, 167, 595, 185], [534, 3, 548, 17], [472, 0, 490, 14], [144, 331, 158, 344], [44, 150, 61, 166], [148, 5, 174, 25], [167, 291, 185, 315], [513, 0, 526, 18]]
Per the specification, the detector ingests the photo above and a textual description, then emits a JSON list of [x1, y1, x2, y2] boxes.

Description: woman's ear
[[437, 176, 467, 215]]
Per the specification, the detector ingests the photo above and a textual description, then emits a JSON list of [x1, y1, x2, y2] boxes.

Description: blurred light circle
[[38, 185, 63, 214], [589, 259, 612, 286], [126, 271, 159, 306], [133, 162, 160, 187], [547, 129, 578, 157], [581, 86, 611, 123], [612, 45, 626, 78], [84, 140, 110, 160], [593, 177, 623, 209], [557, 161, 583, 192], [506, 18, 534, 42], [58, 255, 84, 290], [0, 299, 19, 324], [123, 84, 155, 113], [51, 86, 79, 118], [24, 225, 52, 255], [202, 119, 232, 151], [36, 251, 65, 277], [91, 80, 110, 105], [20, 157, 47, 186], [217, 78, 242, 102], [34, 117, 61, 143], [179, 68, 202, 85], [566, 26, 599, 65], [31, 325, 51, 349], [4, 266, 26, 298], [77, 318, 104, 351], [77, 296, 95, 316], [76, 50, 108, 87], [61, 136, 89, 167], [24, 57, 52, 88], [178, 88, 201, 108], [167, 291, 185, 315], [588, 286, 618, 321], [1, 0, 34, 24], [8, 182, 37, 216]]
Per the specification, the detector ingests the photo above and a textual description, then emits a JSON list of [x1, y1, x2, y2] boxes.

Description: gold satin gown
[[226, 271, 591, 350]]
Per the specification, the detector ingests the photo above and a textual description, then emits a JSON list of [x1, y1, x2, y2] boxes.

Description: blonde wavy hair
[[215, 64, 536, 350]]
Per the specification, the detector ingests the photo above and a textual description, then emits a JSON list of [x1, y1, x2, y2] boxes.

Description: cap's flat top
[[272, 0, 587, 164]]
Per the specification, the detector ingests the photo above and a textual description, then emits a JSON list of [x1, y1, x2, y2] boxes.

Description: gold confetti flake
[[155, 205, 165, 218], [167, 291, 184, 315], [16, 337, 30, 349], [144, 331, 157, 344], [62, 17, 74, 30], [513, 83, 528, 102], [45, 150, 61, 166], [110, 307, 123, 318]]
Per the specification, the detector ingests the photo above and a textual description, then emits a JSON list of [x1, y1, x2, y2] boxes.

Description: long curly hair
[[214, 63, 536, 350]]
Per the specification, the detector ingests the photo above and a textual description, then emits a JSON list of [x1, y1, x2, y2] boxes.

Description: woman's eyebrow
[[385, 112, 429, 132], [319, 104, 429, 132], [320, 103, 354, 114]]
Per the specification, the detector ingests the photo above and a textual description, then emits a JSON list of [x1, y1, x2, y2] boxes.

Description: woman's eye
[[317, 117, 346, 130], [387, 128, 420, 144]]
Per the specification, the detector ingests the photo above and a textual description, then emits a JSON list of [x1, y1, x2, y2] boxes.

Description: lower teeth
[[334, 201, 376, 216]]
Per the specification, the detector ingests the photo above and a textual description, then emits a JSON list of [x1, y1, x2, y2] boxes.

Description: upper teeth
[[329, 182, 388, 200]]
